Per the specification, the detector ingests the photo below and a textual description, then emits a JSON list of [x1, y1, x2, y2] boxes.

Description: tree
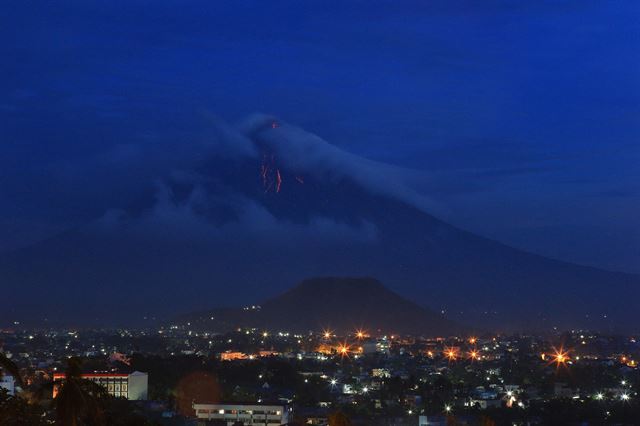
[[102, 398, 159, 426], [479, 415, 496, 426], [0, 388, 47, 426], [446, 414, 461, 426], [328, 411, 352, 426], [53, 358, 109, 426], [0, 352, 24, 389], [174, 371, 220, 416]]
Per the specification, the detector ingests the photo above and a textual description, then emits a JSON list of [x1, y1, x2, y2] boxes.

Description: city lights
[[337, 343, 351, 358], [548, 347, 570, 367], [6, 325, 639, 425], [444, 347, 459, 361], [3, 5, 638, 425]]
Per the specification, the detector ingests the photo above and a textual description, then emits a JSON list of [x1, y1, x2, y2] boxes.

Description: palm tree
[[52, 357, 108, 426], [0, 351, 24, 389]]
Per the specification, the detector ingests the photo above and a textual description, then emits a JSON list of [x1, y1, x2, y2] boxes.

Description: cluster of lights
[[542, 346, 571, 367], [587, 384, 634, 402], [505, 390, 521, 408], [319, 328, 374, 358], [318, 332, 489, 363]]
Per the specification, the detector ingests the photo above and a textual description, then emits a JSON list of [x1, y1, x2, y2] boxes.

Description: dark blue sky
[[2, 0, 639, 273]]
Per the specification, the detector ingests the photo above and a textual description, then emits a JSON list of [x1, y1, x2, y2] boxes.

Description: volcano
[[1, 114, 638, 331], [178, 277, 465, 336]]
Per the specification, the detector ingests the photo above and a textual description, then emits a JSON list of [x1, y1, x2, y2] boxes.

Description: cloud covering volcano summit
[[2, 115, 638, 331]]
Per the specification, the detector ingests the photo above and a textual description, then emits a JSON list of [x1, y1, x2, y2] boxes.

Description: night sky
[[2, 0, 639, 277]]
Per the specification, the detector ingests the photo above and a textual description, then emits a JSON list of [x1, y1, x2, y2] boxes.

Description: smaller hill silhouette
[[178, 277, 465, 336]]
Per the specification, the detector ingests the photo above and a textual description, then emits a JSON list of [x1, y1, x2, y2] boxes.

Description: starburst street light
[[549, 347, 570, 366], [444, 405, 452, 413], [595, 393, 604, 400], [621, 393, 630, 401], [444, 347, 458, 361], [337, 342, 351, 358]]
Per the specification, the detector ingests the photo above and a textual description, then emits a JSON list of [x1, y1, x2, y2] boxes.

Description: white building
[[1, 374, 16, 396], [193, 403, 290, 425], [419, 416, 447, 426], [53, 371, 148, 400]]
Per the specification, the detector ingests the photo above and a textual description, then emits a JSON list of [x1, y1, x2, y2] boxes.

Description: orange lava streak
[[276, 169, 282, 192]]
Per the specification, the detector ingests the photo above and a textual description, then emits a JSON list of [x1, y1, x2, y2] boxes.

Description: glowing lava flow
[[260, 153, 283, 193], [276, 169, 282, 193]]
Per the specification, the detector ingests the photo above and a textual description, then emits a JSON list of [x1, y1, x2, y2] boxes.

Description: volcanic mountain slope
[[180, 277, 465, 336], [1, 114, 638, 330]]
